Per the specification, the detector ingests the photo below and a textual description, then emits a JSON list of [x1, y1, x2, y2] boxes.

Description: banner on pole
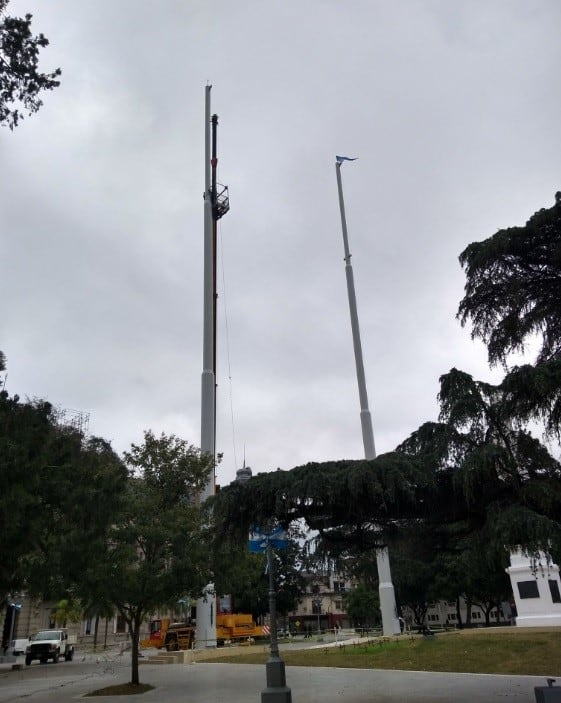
[[248, 525, 288, 552]]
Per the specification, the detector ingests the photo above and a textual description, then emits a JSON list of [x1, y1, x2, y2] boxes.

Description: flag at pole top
[[336, 155, 358, 164]]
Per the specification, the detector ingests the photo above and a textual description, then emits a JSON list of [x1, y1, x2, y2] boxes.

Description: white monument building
[[506, 549, 561, 627]]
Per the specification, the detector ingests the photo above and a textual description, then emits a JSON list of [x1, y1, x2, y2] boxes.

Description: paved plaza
[[0, 650, 551, 703]]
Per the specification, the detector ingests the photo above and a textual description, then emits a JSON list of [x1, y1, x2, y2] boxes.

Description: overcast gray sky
[[2, 0, 560, 487]]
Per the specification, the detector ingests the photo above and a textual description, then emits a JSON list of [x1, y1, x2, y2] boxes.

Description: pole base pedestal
[[262, 658, 292, 703], [262, 686, 292, 703]]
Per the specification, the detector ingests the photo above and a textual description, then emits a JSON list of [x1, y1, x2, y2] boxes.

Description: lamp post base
[[261, 658, 292, 703]]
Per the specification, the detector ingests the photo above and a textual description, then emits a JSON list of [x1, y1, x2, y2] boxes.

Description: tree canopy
[[88, 431, 214, 685], [343, 583, 380, 628], [214, 193, 561, 592], [459, 193, 561, 437], [0, 0, 61, 129], [0, 390, 127, 604], [213, 367, 561, 564], [458, 193, 561, 367], [213, 523, 306, 620]]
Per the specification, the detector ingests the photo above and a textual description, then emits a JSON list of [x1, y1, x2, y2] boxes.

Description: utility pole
[[335, 156, 400, 636]]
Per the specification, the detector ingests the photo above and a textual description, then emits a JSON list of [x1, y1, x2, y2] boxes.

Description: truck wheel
[[65, 649, 74, 662], [40, 657, 47, 664], [25, 656, 32, 666], [53, 652, 59, 664]]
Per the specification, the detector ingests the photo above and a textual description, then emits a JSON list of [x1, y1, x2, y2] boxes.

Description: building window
[[115, 615, 127, 634], [333, 581, 345, 593], [334, 600, 342, 610], [549, 580, 561, 604], [518, 581, 540, 599], [85, 620, 92, 635], [449, 613, 456, 621]]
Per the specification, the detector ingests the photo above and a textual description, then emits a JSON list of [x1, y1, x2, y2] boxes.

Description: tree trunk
[[472, 599, 493, 627], [130, 612, 141, 685], [465, 595, 472, 627], [455, 597, 463, 629], [93, 615, 99, 651]]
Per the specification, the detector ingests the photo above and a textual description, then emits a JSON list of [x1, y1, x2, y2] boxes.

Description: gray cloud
[[2, 0, 560, 486]]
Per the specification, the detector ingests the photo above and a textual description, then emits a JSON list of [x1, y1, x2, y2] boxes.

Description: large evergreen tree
[[214, 193, 561, 615], [0, 0, 61, 128], [458, 192, 561, 436]]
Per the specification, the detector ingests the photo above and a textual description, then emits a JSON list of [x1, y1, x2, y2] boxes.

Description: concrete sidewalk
[[0, 657, 551, 702]]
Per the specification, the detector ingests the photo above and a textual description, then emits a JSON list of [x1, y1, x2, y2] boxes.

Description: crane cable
[[218, 222, 239, 473]]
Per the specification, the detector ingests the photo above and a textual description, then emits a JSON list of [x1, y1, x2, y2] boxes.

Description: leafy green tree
[[88, 431, 213, 686], [213, 525, 306, 620], [0, 382, 129, 666], [275, 536, 308, 616], [22, 431, 128, 602], [214, 547, 269, 619], [344, 584, 380, 629], [389, 531, 440, 628], [0, 391, 56, 602], [53, 598, 83, 627], [0, 0, 61, 129], [431, 537, 511, 629], [463, 545, 511, 627]]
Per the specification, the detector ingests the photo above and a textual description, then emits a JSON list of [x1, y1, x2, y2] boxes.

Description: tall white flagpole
[[196, 84, 217, 649], [335, 157, 400, 636]]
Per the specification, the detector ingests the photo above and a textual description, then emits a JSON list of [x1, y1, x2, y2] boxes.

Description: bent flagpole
[[335, 156, 400, 636]]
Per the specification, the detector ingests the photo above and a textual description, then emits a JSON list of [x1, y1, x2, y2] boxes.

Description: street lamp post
[[7, 597, 21, 659], [262, 541, 292, 703], [312, 597, 323, 641]]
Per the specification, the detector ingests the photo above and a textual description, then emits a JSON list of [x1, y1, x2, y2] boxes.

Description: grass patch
[[198, 629, 561, 676], [85, 683, 154, 696]]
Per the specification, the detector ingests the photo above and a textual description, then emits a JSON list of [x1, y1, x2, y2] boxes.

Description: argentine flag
[[336, 155, 358, 164]]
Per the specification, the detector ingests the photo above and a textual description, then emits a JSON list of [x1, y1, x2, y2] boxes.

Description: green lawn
[[197, 629, 561, 676]]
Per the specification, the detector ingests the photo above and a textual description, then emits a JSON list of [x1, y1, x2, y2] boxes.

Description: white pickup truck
[[25, 629, 75, 665]]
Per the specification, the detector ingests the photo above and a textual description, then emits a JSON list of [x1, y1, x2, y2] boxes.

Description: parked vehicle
[[11, 638, 28, 656], [140, 614, 265, 651], [25, 629, 75, 665]]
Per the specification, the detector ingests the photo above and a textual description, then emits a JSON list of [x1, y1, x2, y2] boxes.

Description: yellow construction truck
[[141, 614, 265, 651]]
